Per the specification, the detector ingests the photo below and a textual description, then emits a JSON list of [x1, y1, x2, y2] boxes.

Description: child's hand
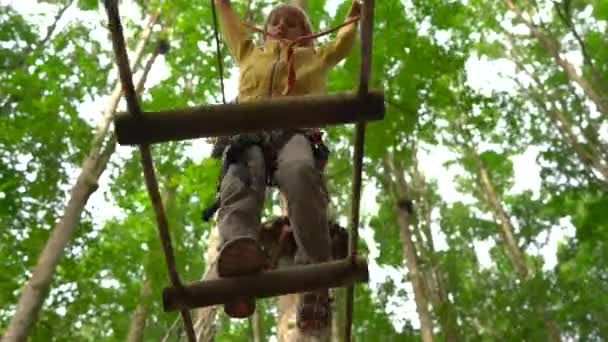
[[346, 0, 362, 20]]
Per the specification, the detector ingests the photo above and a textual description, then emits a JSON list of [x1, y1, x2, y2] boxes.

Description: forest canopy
[[1, 0, 607, 340]]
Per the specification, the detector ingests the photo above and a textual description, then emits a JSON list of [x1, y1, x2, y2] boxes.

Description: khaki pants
[[216, 134, 330, 264]]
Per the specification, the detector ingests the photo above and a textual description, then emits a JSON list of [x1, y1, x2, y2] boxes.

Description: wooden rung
[[162, 257, 369, 312], [115, 91, 385, 145]]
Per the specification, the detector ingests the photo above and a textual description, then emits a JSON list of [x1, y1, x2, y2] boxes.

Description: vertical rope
[[346, 1, 375, 340], [210, 0, 227, 104], [358, 0, 374, 96], [102, 1, 196, 340], [345, 122, 365, 342], [104, 0, 141, 117]]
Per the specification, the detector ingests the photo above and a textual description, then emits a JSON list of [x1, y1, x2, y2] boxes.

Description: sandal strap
[[297, 291, 331, 331]]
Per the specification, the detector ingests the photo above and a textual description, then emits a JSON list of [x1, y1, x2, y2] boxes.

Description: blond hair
[[263, 4, 313, 46]]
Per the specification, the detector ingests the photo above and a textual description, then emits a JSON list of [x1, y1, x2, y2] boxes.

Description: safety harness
[[202, 128, 329, 222]]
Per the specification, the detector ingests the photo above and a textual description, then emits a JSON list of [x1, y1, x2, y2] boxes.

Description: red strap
[[241, 16, 360, 45]]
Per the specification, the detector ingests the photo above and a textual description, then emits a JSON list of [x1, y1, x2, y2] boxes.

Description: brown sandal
[[217, 236, 267, 277], [296, 290, 331, 333], [217, 237, 267, 318], [224, 297, 257, 318]]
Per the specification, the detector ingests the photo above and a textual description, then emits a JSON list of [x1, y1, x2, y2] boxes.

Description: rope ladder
[[102, 0, 380, 340]]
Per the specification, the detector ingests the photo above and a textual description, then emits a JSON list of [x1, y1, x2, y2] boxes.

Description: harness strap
[[202, 130, 329, 222]]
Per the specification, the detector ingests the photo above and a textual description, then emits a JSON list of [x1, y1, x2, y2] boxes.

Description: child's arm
[[319, 0, 361, 67], [215, 0, 254, 63]]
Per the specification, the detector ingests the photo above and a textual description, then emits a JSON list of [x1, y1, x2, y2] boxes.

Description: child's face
[[266, 6, 308, 42]]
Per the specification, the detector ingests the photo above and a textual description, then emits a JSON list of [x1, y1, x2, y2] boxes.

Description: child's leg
[[274, 134, 331, 264], [217, 145, 266, 246], [274, 134, 332, 332], [216, 145, 267, 318]]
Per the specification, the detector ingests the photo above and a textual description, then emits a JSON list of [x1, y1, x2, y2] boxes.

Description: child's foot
[[224, 297, 256, 318], [217, 236, 267, 318], [217, 236, 267, 276], [296, 289, 331, 334]]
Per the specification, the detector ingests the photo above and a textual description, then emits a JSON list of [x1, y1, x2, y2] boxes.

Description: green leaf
[[593, 0, 608, 21], [77, 0, 99, 10], [476, 40, 505, 59]]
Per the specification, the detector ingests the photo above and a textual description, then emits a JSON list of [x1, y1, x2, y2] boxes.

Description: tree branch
[[552, 1, 607, 92], [503, 0, 608, 116], [37, 0, 75, 49]]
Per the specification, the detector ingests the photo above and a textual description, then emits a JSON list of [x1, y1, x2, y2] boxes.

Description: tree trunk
[[193, 226, 221, 342], [2, 19, 158, 340], [331, 308, 340, 342], [471, 151, 529, 279], [468, 146, 561, 342], [250, 309, 263, 342], [277, 293, 331, 342], [503, 0, 608, 116], [161, 226, 222, 342], [128, 182, 177, 342], [395, 203, 434, 342], [330, 288, 343, 342], [383, 155, 434, 342], [431, 268, 458, 342], [410, 152, 459, 342], [276, 194, 330, 342], [127, 279, 152, 342]]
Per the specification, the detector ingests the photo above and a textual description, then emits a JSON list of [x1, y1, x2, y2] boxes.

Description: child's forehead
[[269, 6, 305, 21]]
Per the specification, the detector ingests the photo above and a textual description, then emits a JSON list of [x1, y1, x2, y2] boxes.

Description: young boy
[[213, 0, 361, 332]]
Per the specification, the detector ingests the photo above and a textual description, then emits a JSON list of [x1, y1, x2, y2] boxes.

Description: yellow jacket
[[218, 6, 357, 102]]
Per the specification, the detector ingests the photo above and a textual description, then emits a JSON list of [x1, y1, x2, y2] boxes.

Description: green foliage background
[[1, 0, 607, 340]]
